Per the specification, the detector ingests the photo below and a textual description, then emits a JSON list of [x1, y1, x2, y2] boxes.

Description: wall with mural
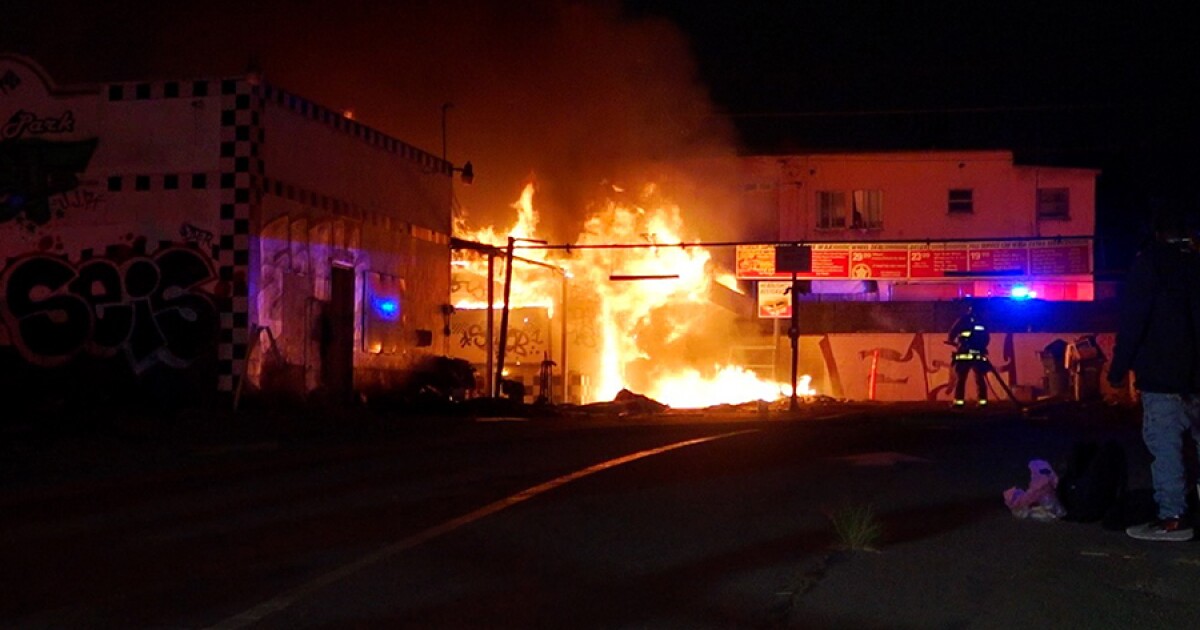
[[1, 54, 225, 403], [792, 331, 1117, 402], [450, 307, 553, 365], [2, 244, 218, 371], [2, 55, 457, 404], [449, 264, 603, 403]]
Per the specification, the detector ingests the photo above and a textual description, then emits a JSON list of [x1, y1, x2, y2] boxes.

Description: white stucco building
[[0, 54, 455, 404]]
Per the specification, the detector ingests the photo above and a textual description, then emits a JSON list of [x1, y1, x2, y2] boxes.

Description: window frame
[[1037, 187, 1070, 220], [363, 270, 406, 355], [948, 188, 974, 214], [852, 189, 883, 229], [816, 190, 848, 229]]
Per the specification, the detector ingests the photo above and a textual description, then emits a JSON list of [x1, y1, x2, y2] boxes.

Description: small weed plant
[[826, 503, 883, 551]]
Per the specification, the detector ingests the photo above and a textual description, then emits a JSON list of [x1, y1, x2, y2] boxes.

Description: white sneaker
[[1126, 517, 1194, 542]]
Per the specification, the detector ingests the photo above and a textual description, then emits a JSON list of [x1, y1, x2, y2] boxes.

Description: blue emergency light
[[372, 297, 400, 320], [1010, 285, 1037, 300]]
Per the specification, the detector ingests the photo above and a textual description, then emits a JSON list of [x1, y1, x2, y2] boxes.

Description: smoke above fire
[[4, 0, 749, 242], [9, 0, 804, 405]]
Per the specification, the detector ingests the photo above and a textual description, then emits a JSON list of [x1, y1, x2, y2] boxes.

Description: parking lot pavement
[[6, 398, 1200, 627]]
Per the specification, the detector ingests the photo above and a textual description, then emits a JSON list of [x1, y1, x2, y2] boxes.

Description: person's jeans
[[1140, 392, 1200, 519]]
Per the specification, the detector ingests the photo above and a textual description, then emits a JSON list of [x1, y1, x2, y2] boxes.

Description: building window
[[1037, 188, 1070, 219], [948, 189, 973, 214], [364, 271, 406, 355], [852, 189, 883, 228], [817, 191, 847, 229]]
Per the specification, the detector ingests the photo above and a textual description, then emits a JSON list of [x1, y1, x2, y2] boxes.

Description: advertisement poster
[[736, 239, 1091, 280], [848, 247, 908, 278], [757, 280, 793, 319], [909, 247, 969, 278]]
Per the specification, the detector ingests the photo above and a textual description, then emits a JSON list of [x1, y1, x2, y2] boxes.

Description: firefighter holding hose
[[948, 303, 991, 408]]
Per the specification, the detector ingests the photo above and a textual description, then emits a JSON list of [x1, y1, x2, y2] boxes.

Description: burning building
[[449, 149, 1112, 406], [1, 27, 1112, 410], [450, 181, 800, 407], [0, 53, 795, 411]]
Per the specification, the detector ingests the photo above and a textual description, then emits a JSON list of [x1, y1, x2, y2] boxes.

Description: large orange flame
[[453, 182, 811, 407]]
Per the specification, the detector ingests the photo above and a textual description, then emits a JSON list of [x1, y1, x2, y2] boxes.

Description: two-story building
[[732, 150, 1111, 402], [738, 150, 1098, 301], [0, 54, 456, 408]]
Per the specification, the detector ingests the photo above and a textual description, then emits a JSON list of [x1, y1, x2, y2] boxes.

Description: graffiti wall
[[4, 55, 458, 403], [1, 243, 218, 371], [1, 54, 225, 400], [246, 212, 367, 394], [451, 307, 553, 366], [804, 331, 1117, 402]]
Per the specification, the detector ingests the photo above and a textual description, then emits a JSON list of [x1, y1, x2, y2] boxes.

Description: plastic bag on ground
[[1003, 459, 1067, 521]]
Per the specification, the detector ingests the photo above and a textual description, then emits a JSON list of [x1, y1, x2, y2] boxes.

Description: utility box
[[1038, 339, 1070, 399], [1066, 335, 1106, 401]]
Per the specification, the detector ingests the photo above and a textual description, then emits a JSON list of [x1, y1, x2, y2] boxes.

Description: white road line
[[207, 428, 759, 629]]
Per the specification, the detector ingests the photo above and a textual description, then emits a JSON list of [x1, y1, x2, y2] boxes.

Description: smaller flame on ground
[[648, 365, 814, 409]]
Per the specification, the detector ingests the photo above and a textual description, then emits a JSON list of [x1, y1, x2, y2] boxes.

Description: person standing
[[948, 302, 991, 408], [1109, 216, 1200, 542]]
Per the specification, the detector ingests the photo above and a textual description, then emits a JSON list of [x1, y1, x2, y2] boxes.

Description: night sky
[[4, 0, 1196, 268], [628, 1, 1200, 268]]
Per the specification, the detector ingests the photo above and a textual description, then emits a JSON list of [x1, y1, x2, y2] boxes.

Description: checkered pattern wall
[[216, 79, 264, 393], [261, 84, 453, 176], [101, 75, 455, 396]]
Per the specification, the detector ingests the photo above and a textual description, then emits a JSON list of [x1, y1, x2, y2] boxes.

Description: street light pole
[[560, 270, 569, 403], [789, 271, 801, 411]]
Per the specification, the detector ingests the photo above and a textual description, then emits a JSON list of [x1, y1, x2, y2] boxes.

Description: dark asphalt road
[[3, 402, 1199, 628]]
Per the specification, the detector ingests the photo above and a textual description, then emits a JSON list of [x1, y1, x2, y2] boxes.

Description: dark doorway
[[321, 265, 356, 400]]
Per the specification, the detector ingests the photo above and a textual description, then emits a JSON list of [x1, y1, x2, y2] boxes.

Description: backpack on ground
[[1057, 440, 1128, 524]]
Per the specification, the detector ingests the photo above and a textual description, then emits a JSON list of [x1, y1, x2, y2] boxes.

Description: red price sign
[[741, 240, 1090, 280], [910, 248, 969, 277], [848, 249, 908, 278], [735, 244, 779, 278], [969, 247, 1027, 273], [1029, 243, 1090, 275], [807, 248, 849, 278]]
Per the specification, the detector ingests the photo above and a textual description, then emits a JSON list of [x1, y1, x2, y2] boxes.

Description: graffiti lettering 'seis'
[[0, 245, 219, 372]]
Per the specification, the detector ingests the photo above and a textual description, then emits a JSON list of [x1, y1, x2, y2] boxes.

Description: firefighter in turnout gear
[[948, 304, 991, 408]]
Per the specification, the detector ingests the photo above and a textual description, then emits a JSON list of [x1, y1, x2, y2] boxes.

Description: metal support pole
[[560, 272, 568, 404], [495, 237, 516, 398], [789, 272, 801, 412], [486, 251, 495, 397], [772, 317, 780, 384]]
